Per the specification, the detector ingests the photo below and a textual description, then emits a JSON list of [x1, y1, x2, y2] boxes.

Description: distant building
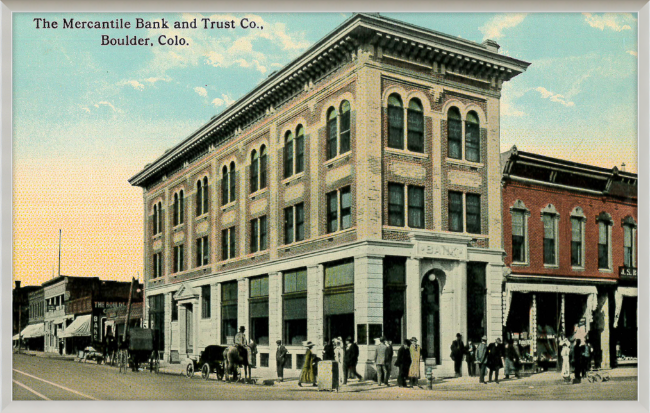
[[23, 287, 45, 351], [12, 281, 40, 347], [130, 14, 530, 377], [501, 147, 637, 369]]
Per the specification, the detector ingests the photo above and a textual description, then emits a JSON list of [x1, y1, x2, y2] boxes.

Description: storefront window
[[250, 276, 269, 346], [221, 281, 238, 345], [324, 259, 355, 341], [383, 256, 406, 344], [283, 269, 307, 346]]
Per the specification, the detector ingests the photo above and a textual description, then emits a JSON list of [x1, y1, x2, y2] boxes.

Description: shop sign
[[92, 315, 99, 342], [619, 266, 637, 279], [94, 301, 126, 309], [414, 241, 466, 261]]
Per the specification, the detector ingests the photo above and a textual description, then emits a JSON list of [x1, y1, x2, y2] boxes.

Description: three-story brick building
[[130, 13, 530, 377]]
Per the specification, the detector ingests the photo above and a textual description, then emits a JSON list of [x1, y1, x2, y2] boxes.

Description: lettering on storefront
[[94, 301, 126, 309], [619, 266, 637, 279], [415, 242, 466, 260]]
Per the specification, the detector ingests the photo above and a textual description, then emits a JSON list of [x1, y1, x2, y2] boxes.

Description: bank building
[[129, 13, 530, 378]]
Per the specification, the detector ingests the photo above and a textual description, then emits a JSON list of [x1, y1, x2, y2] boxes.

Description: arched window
[[250, 149, 259, 194], [153, 203, 158, 234], [295, 126, 305, 174], [179, 190, 184, 224], [284, 131, 294, 178], [447, 107, 462, 159], [173, 193, 179, 226], [407, 98, 424, 152], [229, 162, 236, 203], [339, 100, 351, 154], [465, 111, 480, 162], [221, 166, 229, 205], [196, 180, 203, 216], [326, 107, 338, 160], [387, 94, 404, 149], [202, 177, 209, 214], [259, 145, 268, 189]]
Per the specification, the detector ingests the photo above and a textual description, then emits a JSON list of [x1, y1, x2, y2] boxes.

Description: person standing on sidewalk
[[298, 341, 316, 387], [466, 340, 476, 377], [487, 337, 504, 384], [343, 336, 362, 384], [386, 340, 394, 380], [561, 340, 571, 383], [504, 339, 520, 379], [476, 336, 488, 384], [450, 333, 465, 378], [374, 337, 390, 386], [322, 338, 335, 361], [334, 337, 345, 385], [395, 339, 411, 387], [408, 337, 421, 388], [276, 340, 288, 382]]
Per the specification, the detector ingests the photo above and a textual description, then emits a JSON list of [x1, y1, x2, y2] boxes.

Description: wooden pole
[[122, 277, 135, 344], [58, 229, 62, 277]]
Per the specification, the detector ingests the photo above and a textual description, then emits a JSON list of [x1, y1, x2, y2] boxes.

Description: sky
[[12, 12, 638, 286]]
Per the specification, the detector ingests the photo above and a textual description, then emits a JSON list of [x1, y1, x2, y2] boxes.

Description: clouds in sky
[[194, 86, 208, 97], [212, 94, 235, 107], [582, 13, 634, 32], [534, 87, 575, 107], [479, 14, 527, 41]]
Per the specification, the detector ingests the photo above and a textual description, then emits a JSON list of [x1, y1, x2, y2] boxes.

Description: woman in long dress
[[561, 342, 571, 381], [334, 338, 345, 384], [408, 337, 421, 388], [298, 342, 316, 387]]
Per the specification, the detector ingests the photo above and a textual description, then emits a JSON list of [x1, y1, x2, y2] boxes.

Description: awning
[[60, 315, 91, 338], [19, 323, 45, 339], [614, 287, 637, 328], [503, 282, 597, 326]]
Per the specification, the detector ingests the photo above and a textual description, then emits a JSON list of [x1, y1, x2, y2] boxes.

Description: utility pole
[[58, 229, 62, 278], [122, 277, 135, 344]]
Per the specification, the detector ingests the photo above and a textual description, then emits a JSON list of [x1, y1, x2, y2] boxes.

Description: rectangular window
[[465, 121, 480, 162], [201, 285, 211, 319], [221, 228, 235, 260], [260, 153, 267, 189], [388, 183, 405, 227], [512, 212, 525, 263], [383, 256, 406, 344], [250, 159, 259, 194], [340, 186, 352, 230], [284, 207, 294, 244], [202, 185, 209, 215], [543, 215, 556, 265], [259, 216, 268, 251], [624, 225, 634, 267], [152, 252, 163, 278], [324, 259, 355, 344], [171, 297, 178, 321], [327, 191, 338, 233], [284, 139, 294, 178], [295, 203, 304, 242], [250, 219, 259, 253], [340, 109, 351, 154], [221, 281, 238, 345], [571, 218, 583, 267], [173, 244, 184, 273], [448, 119, 462, 159], [327, 116, 338, 160], [195, 236, 209, 267], [388, 106, 404, 149], [296, 134, 305, 174], [229, 169, 236, 202], [250, 216, 267, 253], [283, 269, 307, 346], [466, 194, 481, 234], [598, 221, 609, 269], [229, 227, 236, 260], [407, 109, 424, 152], [448, 191, 463, 232], [250, 276, 269, 346], [173, 198, 179, 226], [222, 174, 229, 205], [408, 186, 425, 228]]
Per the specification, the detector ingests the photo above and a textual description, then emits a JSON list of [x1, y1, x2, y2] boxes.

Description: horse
[[223, 345, 251, 382]]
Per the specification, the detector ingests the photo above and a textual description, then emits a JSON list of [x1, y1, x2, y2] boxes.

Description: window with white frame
[[152, 201, 162, 235], [284, 126, 305, 179], [622, 216, 636, 268], [284, 203, 305, 244], [326, 101, 351, 161], [326, 186, 352, 233], [465, 111, 480, 162], [221, 163, 236, 205], [387, 183, 424, 229], [173, 190, 185, 226], [196, 177, 209, 216], [387, 94, 425, 153], [250, 215, 268, 253], [448, 107, 481, 163], [195, 236, 209, 267], [448, 191, 481, 234], [250, 145, 268, 194], [447, 107, 462, 159], [510, 200, 530, 264], [541, 204, 559, 266], [221, 227, 236, 260], [570, 207, 586, 268], [152, 252, 163, 278], [597, 212, 612, 270], [173, 244, 184, 273]]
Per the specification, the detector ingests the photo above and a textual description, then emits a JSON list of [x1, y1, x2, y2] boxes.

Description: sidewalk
[[17, 349, 77, 361]]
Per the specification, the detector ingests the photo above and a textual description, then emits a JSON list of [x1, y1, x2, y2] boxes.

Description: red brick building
[[501, 147, 637, 369]]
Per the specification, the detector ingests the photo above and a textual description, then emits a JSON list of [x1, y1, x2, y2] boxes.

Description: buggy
[[117, 328, 160, 374], [185, 345, 227, 381]]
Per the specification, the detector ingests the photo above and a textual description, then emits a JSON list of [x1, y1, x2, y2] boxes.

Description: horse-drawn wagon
[[116, 328, 160, 374], [185, 345, 227, 380]]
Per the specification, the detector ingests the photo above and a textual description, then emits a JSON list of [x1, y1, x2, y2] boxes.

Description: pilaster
[[405, 257, 422, 342], [164, 292, 172, 360], [238, 278, 249, 336], [269, 271, 282, 367], [307, 264, 324, 345], [215, 283, 222, 345], [178, 304, 187, 359]]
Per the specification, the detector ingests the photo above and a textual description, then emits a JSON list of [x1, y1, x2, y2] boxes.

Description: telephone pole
[[58, 229, 62, 277]]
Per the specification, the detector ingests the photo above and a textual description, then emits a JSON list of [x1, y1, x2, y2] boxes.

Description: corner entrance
[[421, 270, 442, 364]]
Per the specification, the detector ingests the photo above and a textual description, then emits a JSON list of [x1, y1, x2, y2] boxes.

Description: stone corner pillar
[[307, 265, 324, 346], [178, 304, 187, 359], [405, 257, 422, 344], [238, 278, 249, 336]]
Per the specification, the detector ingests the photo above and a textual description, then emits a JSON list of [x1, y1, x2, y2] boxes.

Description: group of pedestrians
[[560, 333, 594, 384], [450, 334, 522, 384], [291, 336, 364, 387]]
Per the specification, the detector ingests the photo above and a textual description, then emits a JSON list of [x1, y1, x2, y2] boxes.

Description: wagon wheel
[[186, 362, 195, 378], [202, 363, 210, 380], [216, 363, 224, 380]]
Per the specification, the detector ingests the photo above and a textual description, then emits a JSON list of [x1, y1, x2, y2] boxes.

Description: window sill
[[245, 250, 269, 260], [172, 224, 185, 232], [511, 262, 529, 267], [384, 225, 426, 231], [598, 268, 613, 273], [281, 172, 305, 185], [446, 158, 484, 168], [282, 226, 357, 251], [385, 147, 428, 159], [220, 201, 237, 212], [543, 264, 560, 269], [571, 266, 585, 271], [249, 187, 268, 199], [324, 151, 351, 166], [196, 213, 209, 222], [152, 233, 163, 240]]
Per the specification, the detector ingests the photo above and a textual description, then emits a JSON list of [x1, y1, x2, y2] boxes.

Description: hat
[[276, 340, 282, 344], [347, 336, 353, 341], [380, 336, 386, 342], [239, 326, 246, 332], [481, 336, 488, 341], [304, 341, 315, 348], [410, 337, 418, 343]]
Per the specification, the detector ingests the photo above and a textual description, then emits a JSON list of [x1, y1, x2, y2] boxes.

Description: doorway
[[185, 304, 193, 355], [421, 272, 441, 364]]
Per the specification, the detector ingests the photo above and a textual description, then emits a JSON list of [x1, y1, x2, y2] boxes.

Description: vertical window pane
[[598, 222, 608, 269], [341, 187, 352, 230], [407, 109, 424, 152], [571, 218, 582, 266], [222, 169, 229, 205], [222, 229, 228, 260], [296, 203, 305, 242], [203, 236, 209, 266], [260, 149, 267, 189], [340, 106, 351, 154], [284, 207, 294, 244], [229, 167, 236, 202], [284, 138, 294, 178], [408, 186, 425, 228], [388, 183, 405, 227], [203, 181, 209, 214], [196, 181, 203, 216], [388, 105, 404, 149], [251, 219, 259, 253], [465, 121, 480, 162], [229, 228, 236, 259], [250, 154, 259, 194], [179, 192, 184, 224], [260, 216, 267, 251], [173, 194, 179, 226], [327, 110, 338, 160], [543, 215, 555, 265], [296, 134, 304, 173], [448, 192, 463, 232], [196, 238, 202, 267], [327, 191, 338, 233], [448, 119, 462, 159], [466, 194, 481, 234]]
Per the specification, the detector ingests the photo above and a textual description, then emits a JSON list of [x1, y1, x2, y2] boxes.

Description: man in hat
[[298, 341, 316, 387], [234, 326, 251, 366], [450, 333, 465, 378], [343, 336, 362, 384], [476, 335, 489, 384], [487, 337, 504, 384], [395, 339, 412, 387], [386, 339, 394, 379], [408, 337, 421, 388], [322, 337, 335, 361], [276, 340, 288, 382], [374, 337, 390, 386]]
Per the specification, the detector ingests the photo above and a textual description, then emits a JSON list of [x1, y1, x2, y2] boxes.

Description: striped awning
[[18, 323, 45, 339], [60, 315, 91, 338]]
